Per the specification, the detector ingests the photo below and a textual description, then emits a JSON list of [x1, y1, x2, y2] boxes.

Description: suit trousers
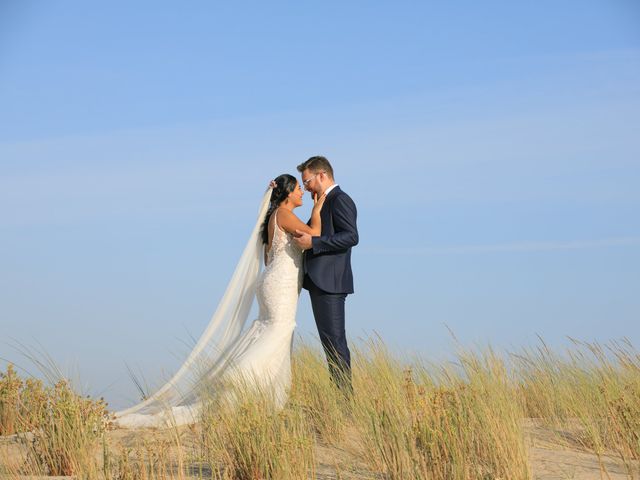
[[307, 278, 353, 394]]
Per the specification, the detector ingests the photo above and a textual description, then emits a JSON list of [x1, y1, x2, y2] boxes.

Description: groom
[[294, 156, 358, 395]]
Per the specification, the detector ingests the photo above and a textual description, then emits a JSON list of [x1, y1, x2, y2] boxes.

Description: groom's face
[[300, 169, 322, 197]]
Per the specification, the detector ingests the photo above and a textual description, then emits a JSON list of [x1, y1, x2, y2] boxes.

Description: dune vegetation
[[0, 337, 638, 479]]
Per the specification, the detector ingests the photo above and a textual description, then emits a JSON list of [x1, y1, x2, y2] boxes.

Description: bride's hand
[[312, 192, 327, 213]]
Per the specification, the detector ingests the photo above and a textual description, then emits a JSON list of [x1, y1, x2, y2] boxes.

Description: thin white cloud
[[361, 237, 640, 255]]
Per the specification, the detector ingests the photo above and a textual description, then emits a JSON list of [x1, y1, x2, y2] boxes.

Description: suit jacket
[[303, 186, 359, 294]]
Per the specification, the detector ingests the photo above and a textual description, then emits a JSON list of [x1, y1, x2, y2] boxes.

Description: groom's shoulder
[[332, 188, 357, 209], [335, 186, 353, 199]]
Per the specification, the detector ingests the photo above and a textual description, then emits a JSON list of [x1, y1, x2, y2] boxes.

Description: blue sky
[[1, 1, 639, 408]]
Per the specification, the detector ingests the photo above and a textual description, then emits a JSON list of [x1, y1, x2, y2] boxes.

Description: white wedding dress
[[115, 190, 303, 428]]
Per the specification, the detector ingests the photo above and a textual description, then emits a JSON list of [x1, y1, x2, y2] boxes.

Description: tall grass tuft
[[515, 338, 640, 475], [350, 339, 530, 480], [197, 377, 315, 479], [289, 341, 349, 445]]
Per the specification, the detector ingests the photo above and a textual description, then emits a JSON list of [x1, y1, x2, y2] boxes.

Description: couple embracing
[[116, 156, 358, 428]]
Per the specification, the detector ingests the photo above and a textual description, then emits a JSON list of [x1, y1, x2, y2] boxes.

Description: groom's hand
[[294, 230, 313, 251]]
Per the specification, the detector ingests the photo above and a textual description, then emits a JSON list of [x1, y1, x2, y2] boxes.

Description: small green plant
[[0, 364, 22, 436], [28, 379, 112, 476], [1, 364, 50, 437], [1, 364, 112, 477]]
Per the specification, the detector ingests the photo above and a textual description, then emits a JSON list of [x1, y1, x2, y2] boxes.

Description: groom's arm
[[311, 194, 358, 254]]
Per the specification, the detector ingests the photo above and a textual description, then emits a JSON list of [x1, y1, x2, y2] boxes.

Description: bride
[[115, 174, 325, 428]]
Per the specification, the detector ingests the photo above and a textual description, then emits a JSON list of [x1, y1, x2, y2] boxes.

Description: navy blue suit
[[303, 186, 358, 393]]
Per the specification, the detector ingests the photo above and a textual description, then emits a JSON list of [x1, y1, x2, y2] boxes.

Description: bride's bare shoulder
[[275, 208, 297, 219], [274, 208, 306, 235], [274, 207, 298, 224]]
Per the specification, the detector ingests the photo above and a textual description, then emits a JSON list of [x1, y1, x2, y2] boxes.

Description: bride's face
[[287, 182, 304, 208]]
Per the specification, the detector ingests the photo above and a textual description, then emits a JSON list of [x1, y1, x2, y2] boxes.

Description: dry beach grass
[[1, 337, 639, 479]]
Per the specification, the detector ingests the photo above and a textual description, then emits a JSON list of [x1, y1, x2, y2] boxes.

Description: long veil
[[115, 188, 272, 426]]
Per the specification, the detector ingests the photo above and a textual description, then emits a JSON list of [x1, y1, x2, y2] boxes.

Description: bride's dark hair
[[260, 174, 298, 245]]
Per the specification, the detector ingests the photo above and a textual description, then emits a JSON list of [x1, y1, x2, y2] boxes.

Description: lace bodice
[[265, 209, 304, 271], [257, 209, 304, 326]]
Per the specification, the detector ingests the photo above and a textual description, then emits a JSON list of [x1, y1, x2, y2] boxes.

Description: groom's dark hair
[[297, 156, 334, 180]]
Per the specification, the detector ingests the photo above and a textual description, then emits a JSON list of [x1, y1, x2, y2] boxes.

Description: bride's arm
[[277, 193, 326, 236]]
